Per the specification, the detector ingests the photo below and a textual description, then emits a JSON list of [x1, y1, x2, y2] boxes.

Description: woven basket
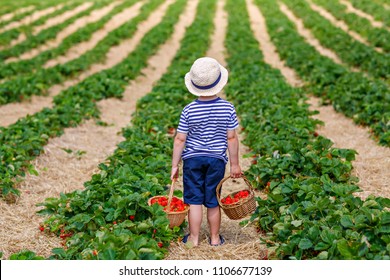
[[216, 175, 256, 220], [148, 179, 189, 228]]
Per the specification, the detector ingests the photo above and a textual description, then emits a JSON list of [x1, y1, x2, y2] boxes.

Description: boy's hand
[[230, 164, 242, 178], [171, 166, 179, 181]]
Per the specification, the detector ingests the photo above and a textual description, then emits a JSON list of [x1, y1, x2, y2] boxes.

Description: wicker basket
[[216, 175, 256, 220], [148, 179, 189, 228]]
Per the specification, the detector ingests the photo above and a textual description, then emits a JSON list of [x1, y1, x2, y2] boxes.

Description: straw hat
[[184, 57, 228, 96]]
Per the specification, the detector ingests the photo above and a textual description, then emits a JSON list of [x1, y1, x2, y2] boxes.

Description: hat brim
[[184, 65, 228, 97]]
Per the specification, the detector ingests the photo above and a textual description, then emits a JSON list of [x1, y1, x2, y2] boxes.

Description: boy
[[170, 57, 242, 247]]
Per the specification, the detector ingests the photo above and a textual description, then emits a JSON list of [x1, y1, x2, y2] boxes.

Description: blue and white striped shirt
[[177, 97, 239, 163]]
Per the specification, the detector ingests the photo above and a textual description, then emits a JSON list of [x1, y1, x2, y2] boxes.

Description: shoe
[[182, 234, 190, 244], [209, 235, 225, 246]]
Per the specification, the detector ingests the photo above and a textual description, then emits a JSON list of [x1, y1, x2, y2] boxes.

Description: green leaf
[[298, 238, 313, 250], [380, 212, 390, 225], [337, 239, 353, 259], [377, 225, 390, 233], [291, 220, 302, 227], [320, 228, 336, 244], [340, 215, 354, 228], [101, 249, 116, 260], [314, 242, 330, 251]]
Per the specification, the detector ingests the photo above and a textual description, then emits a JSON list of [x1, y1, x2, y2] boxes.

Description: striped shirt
[[177, 97, 239, 163]]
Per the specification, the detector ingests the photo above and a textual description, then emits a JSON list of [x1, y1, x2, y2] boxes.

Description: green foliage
[[9, 250, 45, 260]]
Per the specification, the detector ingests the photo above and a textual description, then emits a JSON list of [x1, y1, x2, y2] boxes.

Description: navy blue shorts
[[183, 156, 226, 208]]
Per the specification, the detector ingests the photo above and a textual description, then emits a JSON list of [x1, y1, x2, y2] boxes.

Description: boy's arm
[[171, 132, 187, 180], [227, 129, 242, 178]]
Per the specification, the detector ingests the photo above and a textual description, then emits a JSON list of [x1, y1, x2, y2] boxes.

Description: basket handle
[[167, 178, 176, 209], [216, 175, 254, 202]]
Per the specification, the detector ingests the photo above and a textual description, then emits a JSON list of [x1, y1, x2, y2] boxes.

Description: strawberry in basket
[[150, 196, 188, 212], [221, 190, 250, 205]]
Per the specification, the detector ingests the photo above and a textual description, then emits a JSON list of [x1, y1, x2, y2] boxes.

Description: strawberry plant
[[9, 250, 45, 260]]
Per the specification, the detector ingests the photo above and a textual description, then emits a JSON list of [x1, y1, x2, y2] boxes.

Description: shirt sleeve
[[227, 106, 239, 130], [177, 110, 189, 134]]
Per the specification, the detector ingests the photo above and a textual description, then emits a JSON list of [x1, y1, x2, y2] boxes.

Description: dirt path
[[0, 4, 64, 34], [0, 6, 35, 23], [0, 0, 171, 127], [307, 0, 384, 53], [165, 0, 265, 260], [248, 0, 390, 200], [8, 2, 94, 48], [9, 1, 121, 62], [44, 1, 145, 68], [0, 0, 198, 260], [308, 98, 390, 200], [340, 0, 388, 30]]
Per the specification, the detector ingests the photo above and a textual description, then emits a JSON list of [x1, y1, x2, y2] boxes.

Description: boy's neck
[[198, 95, 218, 101]]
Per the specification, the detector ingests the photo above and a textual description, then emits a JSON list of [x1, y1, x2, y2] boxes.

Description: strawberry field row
[[0, 0, 104, 58], [257, 0, 390, 146], [35, 0, 216, 260], [0, 0, 83, 47], [0, 0, 181, 199], [312, 0, 389, 53], [349, 0, 390, 27], [282, 0, 389, 81], [0, 1, 62, 30], [0, 0, 138, 99], [225, 0, 390, 260]]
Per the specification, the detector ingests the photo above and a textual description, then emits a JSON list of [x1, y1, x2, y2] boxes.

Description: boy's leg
[[207, 206, 221, 245], [188, 204, 203, 246], [204, 158, 226, 245]]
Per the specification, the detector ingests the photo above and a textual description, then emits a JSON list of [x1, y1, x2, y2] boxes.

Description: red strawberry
[[158, 242, 163, 248], [39, 226, 44, 232], [129, 215, 135, 220]]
